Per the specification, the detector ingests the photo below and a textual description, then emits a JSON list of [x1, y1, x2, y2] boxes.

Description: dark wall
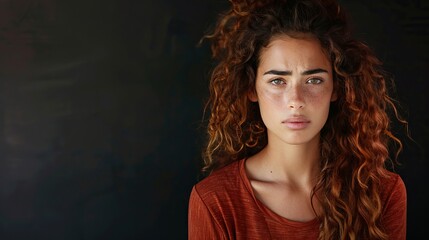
[[0, 0, 427, 239]]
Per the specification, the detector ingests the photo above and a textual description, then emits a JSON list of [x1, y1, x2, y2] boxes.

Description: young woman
[[188, 0, 407, 239]]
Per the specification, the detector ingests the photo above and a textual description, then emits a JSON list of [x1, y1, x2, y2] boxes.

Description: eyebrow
[[263, 68, 329, 76]]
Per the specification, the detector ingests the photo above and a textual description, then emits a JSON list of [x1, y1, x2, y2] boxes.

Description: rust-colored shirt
[[188, 159, 407, 240]]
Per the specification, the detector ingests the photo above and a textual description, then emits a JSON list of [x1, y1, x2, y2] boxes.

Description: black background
[[0, 0, 427, 239]]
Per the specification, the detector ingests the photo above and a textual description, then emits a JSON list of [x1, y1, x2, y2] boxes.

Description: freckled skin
[[249, 35, 336, 146]]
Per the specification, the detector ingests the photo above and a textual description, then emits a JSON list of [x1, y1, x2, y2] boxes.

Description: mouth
[[282, 117, 310, 130]]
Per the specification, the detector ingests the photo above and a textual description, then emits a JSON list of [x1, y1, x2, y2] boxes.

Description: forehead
[[258, 34, 331, 68]]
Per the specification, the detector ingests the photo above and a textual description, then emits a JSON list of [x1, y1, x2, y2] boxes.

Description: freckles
[[261, 87, 278, 98], [306, 86, 332, 98], [262, 89, 284, 102], [259, 89, 288, 108], [301, 91, 332, 108]]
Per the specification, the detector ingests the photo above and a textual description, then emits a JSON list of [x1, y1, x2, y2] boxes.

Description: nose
[[288, 85, 305, 109], [289, 104, 303, 109]]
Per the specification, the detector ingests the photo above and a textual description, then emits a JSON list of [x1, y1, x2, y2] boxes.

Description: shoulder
[[189, 159, 271, 239], [189, 159, 254, 230], [193, 160, 244, 200], [377, 171, 407, 239], [191, 159, 256, 214], [379, 170, 407, 211], [379, 171, 406, 198]]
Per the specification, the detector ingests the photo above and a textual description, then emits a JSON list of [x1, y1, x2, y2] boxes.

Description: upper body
[[188, 159, 407, 240], [189, 0, 409, 239]]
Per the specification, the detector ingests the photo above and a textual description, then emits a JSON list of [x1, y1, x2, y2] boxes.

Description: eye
[[269, 78, 285, 86], [306, 78, 323, 84]]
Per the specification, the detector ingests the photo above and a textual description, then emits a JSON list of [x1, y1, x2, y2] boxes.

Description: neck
[[260, 135, 321, 187]]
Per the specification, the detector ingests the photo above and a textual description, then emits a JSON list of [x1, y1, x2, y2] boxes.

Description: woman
[[188, 0, 407, 239]]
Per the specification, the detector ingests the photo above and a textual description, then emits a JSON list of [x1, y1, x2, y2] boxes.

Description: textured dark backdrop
[[0, 0, 427, 239]]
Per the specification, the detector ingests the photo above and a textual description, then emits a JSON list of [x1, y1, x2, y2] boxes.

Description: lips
[[282, 117, 310, 130]]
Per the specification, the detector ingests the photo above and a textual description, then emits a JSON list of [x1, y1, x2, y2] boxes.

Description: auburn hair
[[201, 0, 407, 239]]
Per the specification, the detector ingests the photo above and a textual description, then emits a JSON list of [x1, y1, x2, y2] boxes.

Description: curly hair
[[200, 0, 407, 239]]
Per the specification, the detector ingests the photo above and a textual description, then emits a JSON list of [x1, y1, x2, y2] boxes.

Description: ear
[[248, 89, 258, 102]]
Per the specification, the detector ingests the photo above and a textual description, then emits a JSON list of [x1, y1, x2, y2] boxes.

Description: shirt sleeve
[[188, 186, 226, 240], [382, 175, 407, 240]]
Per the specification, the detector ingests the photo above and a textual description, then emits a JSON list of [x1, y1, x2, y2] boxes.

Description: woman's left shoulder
[[380, 171, 405, 187], [378, 170, 407, 238], [379, 170, 407, 203]]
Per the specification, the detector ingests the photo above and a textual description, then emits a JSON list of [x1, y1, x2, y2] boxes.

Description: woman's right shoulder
[[192, 160, 244, 199]]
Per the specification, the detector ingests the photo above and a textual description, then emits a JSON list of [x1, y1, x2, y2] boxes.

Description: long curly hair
[[200, 0, 407, 239]]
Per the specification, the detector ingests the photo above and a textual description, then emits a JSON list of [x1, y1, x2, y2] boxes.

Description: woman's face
[[250, 35, 336, 146]]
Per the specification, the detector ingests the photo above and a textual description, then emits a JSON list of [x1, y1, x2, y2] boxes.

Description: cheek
[[307, 91, 333, 125], [256, 85, 334, 109], [305, 87, 333, 104], [256, 89, 285, 125], [257, 89, 286, 109]]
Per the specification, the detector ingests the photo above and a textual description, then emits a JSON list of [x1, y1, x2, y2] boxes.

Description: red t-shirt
[[188, 159, 406, 240]]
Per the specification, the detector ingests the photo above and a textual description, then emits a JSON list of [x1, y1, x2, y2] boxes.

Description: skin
[[246, 34, 336, 222]]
